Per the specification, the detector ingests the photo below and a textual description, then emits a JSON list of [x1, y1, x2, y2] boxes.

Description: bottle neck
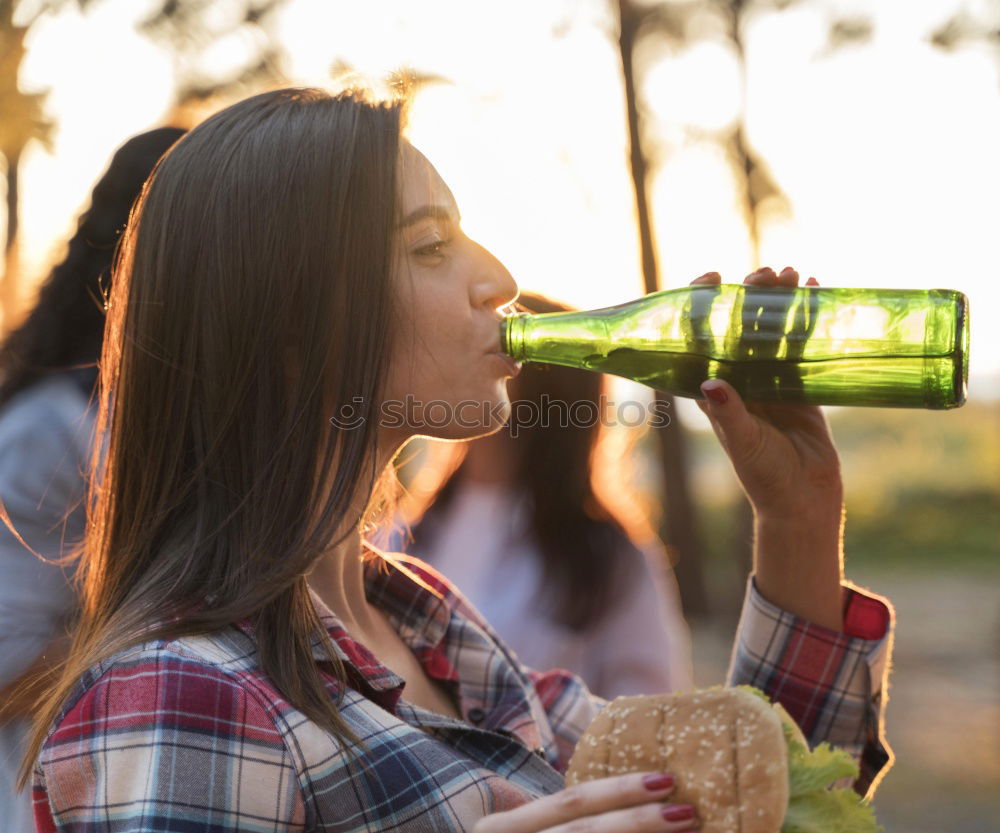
[[501, 313, 530, 361], [500, 308, 619, 367]]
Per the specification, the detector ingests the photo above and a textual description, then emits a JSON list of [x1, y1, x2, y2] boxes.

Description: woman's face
[[381, 144, 520, 445]]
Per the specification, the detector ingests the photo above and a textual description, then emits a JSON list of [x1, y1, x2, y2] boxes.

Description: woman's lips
[[489, 352, 521, 378]]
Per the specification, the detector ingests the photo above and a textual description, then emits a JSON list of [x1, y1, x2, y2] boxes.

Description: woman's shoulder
[[35, 631, 309, 831], [41, 629, 280, 755]]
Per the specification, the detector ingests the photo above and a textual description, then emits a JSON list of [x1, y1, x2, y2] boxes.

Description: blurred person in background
[[0, 126, 185, 833], [401, 291, 693, 699]]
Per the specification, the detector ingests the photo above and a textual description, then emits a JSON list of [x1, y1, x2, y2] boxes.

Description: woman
[[403, 291, 693, 698], [0, 127, 184, 833], [22, 88, 892, 833]]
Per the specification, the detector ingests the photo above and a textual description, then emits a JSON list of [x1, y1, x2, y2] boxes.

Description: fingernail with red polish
[[701, 383, 727, 405], [662, 804, 696, 822], [642, 772, 675, 791]]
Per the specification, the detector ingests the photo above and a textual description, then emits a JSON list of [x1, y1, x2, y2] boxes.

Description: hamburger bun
[[566, 687, 789, 833]]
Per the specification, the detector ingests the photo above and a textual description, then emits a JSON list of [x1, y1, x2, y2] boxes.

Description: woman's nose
[[469, 240, 519, 312]]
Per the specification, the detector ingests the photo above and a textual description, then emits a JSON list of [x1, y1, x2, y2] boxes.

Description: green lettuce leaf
[[786, 735, 858, 797], [735, 684, 773, 704], [779, 713, 881, 832], [733, 685, 882, 833], [782, 788, 883, 833]]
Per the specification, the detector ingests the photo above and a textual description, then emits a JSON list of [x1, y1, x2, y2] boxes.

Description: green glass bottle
[[501, 285, 969, 409]]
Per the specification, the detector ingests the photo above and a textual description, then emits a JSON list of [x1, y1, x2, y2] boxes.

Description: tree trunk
[[617, 0, 709, 619], [728, 124, 757, 604], [1, 149, 20, 333], [728, 6, 759, 604]]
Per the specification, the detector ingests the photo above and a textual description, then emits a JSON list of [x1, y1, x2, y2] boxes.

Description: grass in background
[[832, 402, 999, 571], [683, 400, 1000, 572]]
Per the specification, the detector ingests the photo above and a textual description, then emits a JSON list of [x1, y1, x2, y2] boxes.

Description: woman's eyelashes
[[413, 237, 449, 259], [411, 225, 456, 262]]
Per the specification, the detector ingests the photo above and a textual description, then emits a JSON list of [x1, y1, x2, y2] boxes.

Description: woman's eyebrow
[[398, 205, 460, 229]]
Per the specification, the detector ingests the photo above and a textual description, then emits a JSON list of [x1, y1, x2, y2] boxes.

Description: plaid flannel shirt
[[33, 548, 893, 832]]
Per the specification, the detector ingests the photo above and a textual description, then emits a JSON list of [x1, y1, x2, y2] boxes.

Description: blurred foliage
[[0, 9, 50, 160], [138, 0, 287, 109], [0, 0, 99, 158], [0, 0, 97, 327], [930, 9, 1000, 53], [685, 400, 999, 577], [832, 401, 999, 570]]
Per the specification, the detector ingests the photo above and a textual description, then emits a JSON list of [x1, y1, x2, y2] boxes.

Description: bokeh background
[[2, 1, 998, 830]]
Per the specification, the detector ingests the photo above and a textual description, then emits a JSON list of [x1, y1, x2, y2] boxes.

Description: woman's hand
[[690, 266, 842, 517], [690, 267, 845, 631], [472, 771, 698, 833]]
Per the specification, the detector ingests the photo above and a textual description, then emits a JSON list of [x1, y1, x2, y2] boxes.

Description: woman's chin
[[413, 398, 511, 442]]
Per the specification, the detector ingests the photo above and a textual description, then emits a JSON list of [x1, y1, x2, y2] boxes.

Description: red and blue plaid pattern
[[33, 548, 892, 831]]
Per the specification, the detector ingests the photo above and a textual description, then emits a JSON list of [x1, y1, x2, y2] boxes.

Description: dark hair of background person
[[409, 291, 643, 633], [0, 127, 187, 407], [20, 88, 405, 785]]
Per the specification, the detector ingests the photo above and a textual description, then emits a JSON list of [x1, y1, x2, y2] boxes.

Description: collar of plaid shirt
[[232, 545, 556, 757]]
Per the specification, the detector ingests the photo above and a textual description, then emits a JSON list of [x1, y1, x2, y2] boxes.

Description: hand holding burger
[[566, 686, 881, 833], [472, 768, 702, 833]]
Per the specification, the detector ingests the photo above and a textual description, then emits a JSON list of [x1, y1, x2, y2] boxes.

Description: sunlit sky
[[11, 0, 1000, 416]]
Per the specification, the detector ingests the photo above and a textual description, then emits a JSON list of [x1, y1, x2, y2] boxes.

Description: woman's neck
[[306, 529, 377, 635], [459, 430, 517, 485], [306, 432, 518, 643], [305, 448, 394, 640]]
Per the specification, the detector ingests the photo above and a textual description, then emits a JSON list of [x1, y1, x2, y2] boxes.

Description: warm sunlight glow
[[9, 0, 1000, 406], [3, 8, 998, 824]]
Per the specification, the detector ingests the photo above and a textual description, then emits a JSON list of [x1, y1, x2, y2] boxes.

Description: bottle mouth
[[500, 313, 529, 361]]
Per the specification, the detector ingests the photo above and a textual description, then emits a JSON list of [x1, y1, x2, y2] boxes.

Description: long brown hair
[[21, 88, 403, 784], [410, 292, 650, 632]]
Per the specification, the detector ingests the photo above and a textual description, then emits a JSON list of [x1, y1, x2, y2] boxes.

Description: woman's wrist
[[752, 505, 845, 632]]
